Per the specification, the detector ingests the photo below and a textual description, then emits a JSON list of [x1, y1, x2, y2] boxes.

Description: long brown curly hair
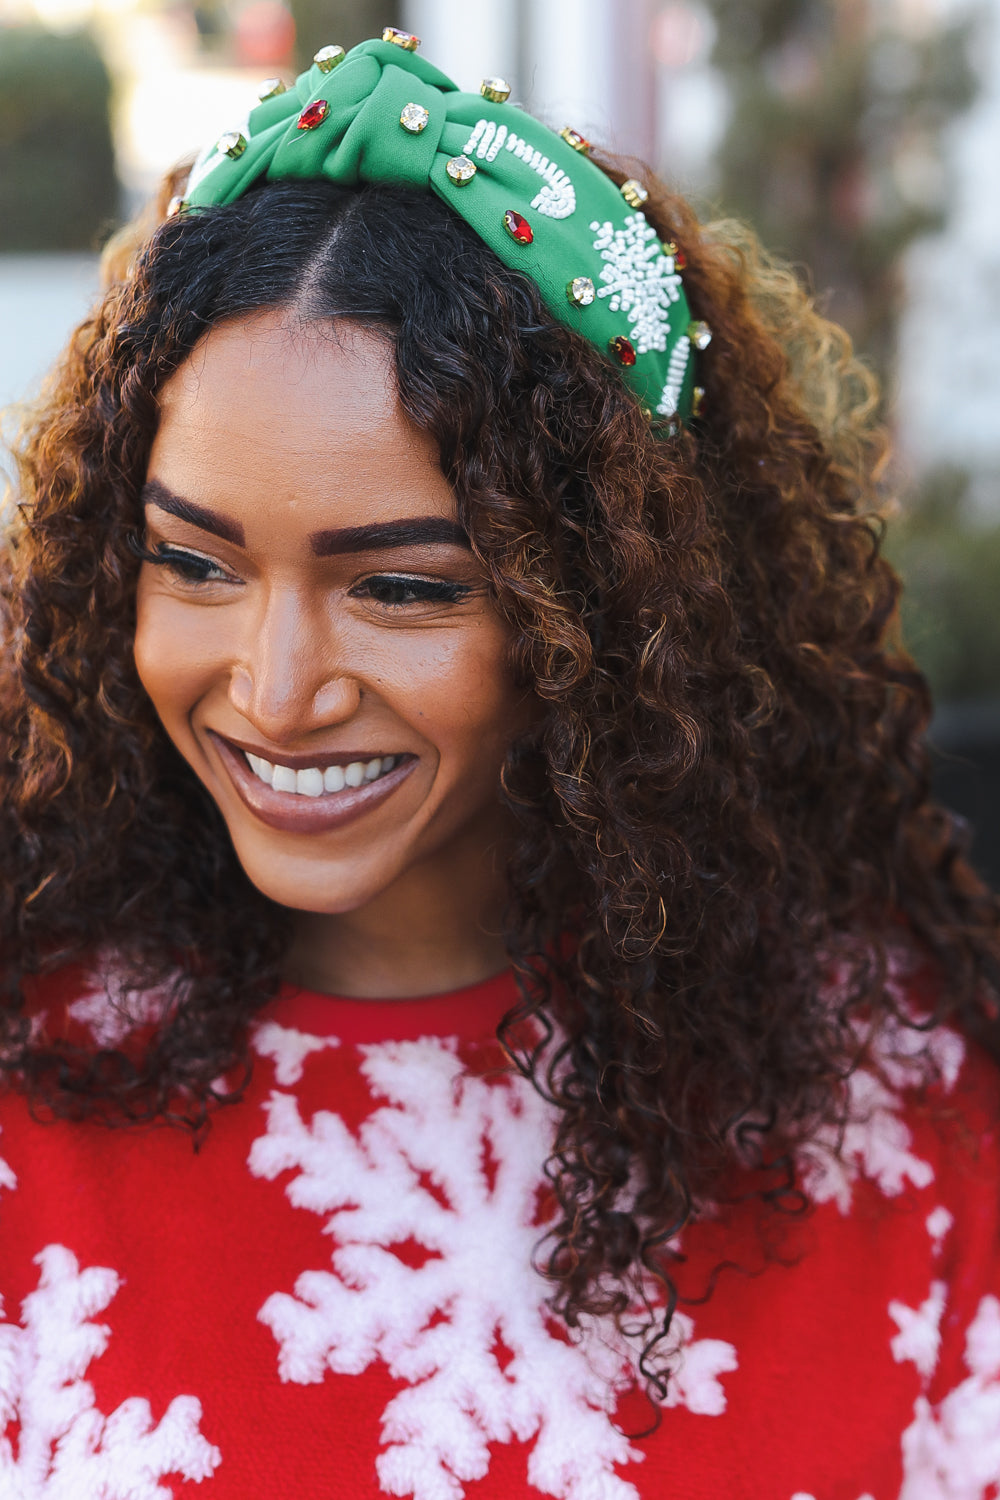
[[3, 152, 998, 1388]]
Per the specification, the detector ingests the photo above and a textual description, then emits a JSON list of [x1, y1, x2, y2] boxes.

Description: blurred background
[[1, 0, 998, 882]]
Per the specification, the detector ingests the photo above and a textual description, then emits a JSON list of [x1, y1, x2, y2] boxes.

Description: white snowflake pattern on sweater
[[0, 1244, 220, 1498], [248, 1032, 737, 1500]]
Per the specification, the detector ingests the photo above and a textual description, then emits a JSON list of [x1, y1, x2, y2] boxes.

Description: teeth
[[244, 751, 400, 796]]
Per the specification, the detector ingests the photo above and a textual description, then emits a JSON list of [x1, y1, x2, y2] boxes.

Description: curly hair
[[2, 154, 998, 1388]]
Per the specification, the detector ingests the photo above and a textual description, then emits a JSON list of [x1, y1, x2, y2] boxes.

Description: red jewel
[[609, 335, 637, 367], [297, 99, 329, 131], [503, 209, 533, 245], [674, 248, 688, 270]]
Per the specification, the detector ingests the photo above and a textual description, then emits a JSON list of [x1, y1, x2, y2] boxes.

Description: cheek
[[133, 584, 222, 726], [410, 622, 527, 770]]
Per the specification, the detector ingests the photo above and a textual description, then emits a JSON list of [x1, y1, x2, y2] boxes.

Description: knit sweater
[[0, 961, 998, 1500]]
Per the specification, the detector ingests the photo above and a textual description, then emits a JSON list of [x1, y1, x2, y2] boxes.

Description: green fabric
[[185, 37, 698, 420]]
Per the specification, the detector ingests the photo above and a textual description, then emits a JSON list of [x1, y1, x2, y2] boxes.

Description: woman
[[1, 31, 998, 1500]]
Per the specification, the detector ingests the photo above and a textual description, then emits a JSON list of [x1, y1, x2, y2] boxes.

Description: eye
[[352, 574, 471, 608], [136, 540, 233, 586]]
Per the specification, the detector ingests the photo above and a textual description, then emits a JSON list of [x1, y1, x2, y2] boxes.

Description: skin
[[134, 312, 536, 998]]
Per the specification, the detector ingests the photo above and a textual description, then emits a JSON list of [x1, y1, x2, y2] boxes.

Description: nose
[[227, 587, 361, 742]]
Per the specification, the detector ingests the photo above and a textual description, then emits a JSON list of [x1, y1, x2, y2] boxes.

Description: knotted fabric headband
[[181, 31, 709, 422]]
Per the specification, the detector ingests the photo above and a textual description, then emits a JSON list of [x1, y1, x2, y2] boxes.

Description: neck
[[283, 842, 511, 999]]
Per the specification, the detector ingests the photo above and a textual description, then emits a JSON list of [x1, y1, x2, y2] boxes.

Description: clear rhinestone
[[383, 26, 419, 50], [566, 276, 596, 306], [313, 44, 345, 72], [480, 77, 511, 103], [217, 131, 247, 159], [399, 102, 430, 134], [445, 154, 477, 186], [620, 178, 648, 208], [257, 77, 287, 100], [687, 320, 712, 351], [560, 126, 591, 153], [166, 195, 187, 217]]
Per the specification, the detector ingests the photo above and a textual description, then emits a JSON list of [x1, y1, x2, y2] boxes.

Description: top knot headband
[[180, 30, 710, 423]]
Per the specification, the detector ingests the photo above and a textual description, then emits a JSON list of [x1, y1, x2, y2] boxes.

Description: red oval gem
[[297, 99, 329, 131], [609, 335, 637, 367], [503, 209, 533, 245], [674, 248, 688, 270]]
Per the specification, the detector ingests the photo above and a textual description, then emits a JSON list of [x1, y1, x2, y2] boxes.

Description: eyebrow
[[308, 517, 470, 557], [140, 480, 470, 557], [141, 480, 245, 547]]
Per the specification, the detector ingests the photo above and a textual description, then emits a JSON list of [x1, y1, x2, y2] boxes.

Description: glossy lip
[[210, 731, 418, 835]]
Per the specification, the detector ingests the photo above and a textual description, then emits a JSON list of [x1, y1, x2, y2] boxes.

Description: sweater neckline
[[266, 965, 521, 1044]]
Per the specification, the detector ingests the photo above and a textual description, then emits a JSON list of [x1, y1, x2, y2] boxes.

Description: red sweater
[[0, 963, 998, 1500]]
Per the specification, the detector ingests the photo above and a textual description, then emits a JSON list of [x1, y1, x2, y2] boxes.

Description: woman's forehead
[[149, 312, 457, 538]]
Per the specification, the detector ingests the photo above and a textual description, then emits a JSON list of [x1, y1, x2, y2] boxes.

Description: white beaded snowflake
[[591, 214, 684, 356]]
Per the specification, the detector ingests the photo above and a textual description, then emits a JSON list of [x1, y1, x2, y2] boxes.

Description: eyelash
[[135, 542, 471, 608], [135, 541, 230, 584], [354, 575, 470, 608]]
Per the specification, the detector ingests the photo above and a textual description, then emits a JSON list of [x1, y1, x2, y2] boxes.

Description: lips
[[209, 731, 417, 835]]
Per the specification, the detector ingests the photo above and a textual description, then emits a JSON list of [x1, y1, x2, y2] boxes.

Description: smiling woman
[[0, 33, 999, 1500], [134, 315, 531, 994]]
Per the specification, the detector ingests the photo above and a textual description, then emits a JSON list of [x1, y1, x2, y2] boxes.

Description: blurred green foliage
[[285, 0, 399, 74], [702, 0, 977, 387], [887, 466, 1000, 704], [0, 25, 118, 251]]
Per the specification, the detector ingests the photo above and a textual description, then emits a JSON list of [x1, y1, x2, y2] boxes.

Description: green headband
[[180, 31, 709, 422]]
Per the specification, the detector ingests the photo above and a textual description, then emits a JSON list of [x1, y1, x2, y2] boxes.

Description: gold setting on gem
[[687, 320, 713, 350], [620, 178, 648, 208], [217, 131, 247, 159], [480, 77, 511, 103], [560, 126, 591, 153], [400, 102, 430, 134], [692, 386, 706, 417], [257, 77, 287, 101], [313, 44, 345, 72], [566, 276, 596, 307], [445, 154, 477, 186], [383, 26, 420, 50]]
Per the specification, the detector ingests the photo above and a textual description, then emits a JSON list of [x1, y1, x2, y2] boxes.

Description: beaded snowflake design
[[591, 213, 684, 357]]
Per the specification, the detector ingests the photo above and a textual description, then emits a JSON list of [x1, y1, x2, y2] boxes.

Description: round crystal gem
[[257, 77, 287, 101], [383, 26, 419, 50], [503, 209, 533, 244], [609, 335, 637, 367], [620, 178, 648, 208], [566, 276, 596, 306], [297, 99, 329, 131], [560, 126, 591, 153], [400, 102, 430, 134], [313, 45, 345, 72], [446, 154, 477, 186], [217, 131, 247, 159], [687, 320, 713, 351], [480, 77, 511, 103]]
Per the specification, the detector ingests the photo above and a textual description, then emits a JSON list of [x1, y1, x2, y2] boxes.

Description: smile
[[210, 733, 417, 835], [245, 752, 399, 796]]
